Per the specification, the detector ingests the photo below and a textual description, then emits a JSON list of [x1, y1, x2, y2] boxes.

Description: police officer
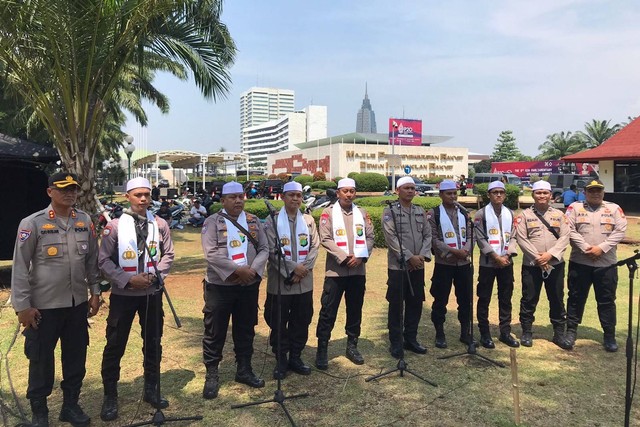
[[565, 179, 627, 351], [428, 180, 474, 349], [315, 178, 375, 369], [263, 181, 320, 379], [382, 176, 432, 358], [98, 177, 175, 421], [11, 172, 100, 427], [201, 182, 269, 399], [474, 181, 520, 348], [514, 180, 571, 349]]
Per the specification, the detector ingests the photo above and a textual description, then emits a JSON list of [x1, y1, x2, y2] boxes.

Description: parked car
[[473, 173, 522, 187], [386, 176, 435, 195], [158, 179, 170, 188], [547, 173, 596, 200], [259, 179, 285, 199]]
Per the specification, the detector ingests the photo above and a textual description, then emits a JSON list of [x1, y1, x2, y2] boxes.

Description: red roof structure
[[563, 116, 640, 162]]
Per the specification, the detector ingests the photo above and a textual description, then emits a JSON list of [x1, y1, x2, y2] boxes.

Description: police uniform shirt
[[427, 206, 473, 266], [98, 216, 174, 296], [566, 200, 627, 267], [319, 204, 375, 277], [382, 203, 432, 270], [514, 206, 569, 267], [11, 205, 100, 313], [264, 212, 320, 295], [474, 205, 518, 268], [201, 211, 269, 285]]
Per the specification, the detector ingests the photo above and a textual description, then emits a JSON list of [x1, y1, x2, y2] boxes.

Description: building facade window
[[614, 161, 640, 193]]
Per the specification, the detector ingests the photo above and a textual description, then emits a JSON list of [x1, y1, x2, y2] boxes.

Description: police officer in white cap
[[474, 181, 520, 348], [263, 181, 320, 379], [382, 176, 432, 358], [428, 180, 474, 349], [201, 181, 269, 399], [99, 176, 175, 421], [315, 177, 375, 369], [514, 180, 571, 349]]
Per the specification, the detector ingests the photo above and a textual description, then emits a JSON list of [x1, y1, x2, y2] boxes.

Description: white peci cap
[[126, 177, 151, 192], [396, 176, 415, 188], [337, 178, 356, 189], [532, 181, 551, 192], [283, 181, 303, 193], [222, 181, 244, 195], [488, 181, 505, 192], [439, 180, 457, 191]]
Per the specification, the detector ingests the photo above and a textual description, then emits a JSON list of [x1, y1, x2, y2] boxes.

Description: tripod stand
[[438, 204, 504, 368], [619, 250, 640, 427], [366, 201, 437, 387], [232, 201, 309, 426], [127, 212, 202, 426]]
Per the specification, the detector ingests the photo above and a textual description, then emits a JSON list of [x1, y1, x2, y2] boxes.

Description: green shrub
[[312, 180, 337, 190], [474, 183, 519, 209], [354, 172, 388, 192], [332, 176, 343, 184], [356, 196, 442, 211], [347, 172, 359, 179], [313, 171, 326, 181], [294, 174, 314, 186], [209, 199, 285, 218]]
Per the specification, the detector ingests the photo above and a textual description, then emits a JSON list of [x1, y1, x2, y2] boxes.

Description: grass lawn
[[1, 215, 639, 426]]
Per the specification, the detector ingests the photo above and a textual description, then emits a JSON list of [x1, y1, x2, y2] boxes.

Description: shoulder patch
[[202, 225, 208, 234], [102, 225, 112, 237], [618, 207, 626, 218], [19, 229, 31, 242]]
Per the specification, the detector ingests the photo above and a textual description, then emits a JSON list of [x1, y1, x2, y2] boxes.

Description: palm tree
[[575, 119, 621, 149], [537, 131, 585, 160], [0, 0, 236, 212]]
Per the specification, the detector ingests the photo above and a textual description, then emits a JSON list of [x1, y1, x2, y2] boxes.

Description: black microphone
[[453, 201, 468, 215], [123, 208, 148, 222], [383, 199, 398, 206], [264, 200, 277, 215]]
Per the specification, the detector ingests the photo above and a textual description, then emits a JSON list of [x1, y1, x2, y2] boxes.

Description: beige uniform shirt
[[11, 205, 100, 312], [201, 211, 269, 285], [382, 203, 432, 270], [514, 205, 569, 267], [427, 205, 473, 266], [473, 205, 518, 268], [264, 211, 320, 295], [566, 201, 627, 267], [319, 203, 375, 277]]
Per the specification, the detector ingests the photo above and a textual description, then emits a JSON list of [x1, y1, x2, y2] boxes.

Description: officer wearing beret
[[98, 177, 175, 421], [263, 181, 320, 379], [12, 172, 100, 427], [514, 180, 571, 349], [201, 182, 269, 399], [565, 179, 627, 351]]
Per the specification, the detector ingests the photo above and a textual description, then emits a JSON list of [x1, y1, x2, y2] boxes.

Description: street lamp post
[[124, 135, 135, 180], [105, 157, 115, 202]]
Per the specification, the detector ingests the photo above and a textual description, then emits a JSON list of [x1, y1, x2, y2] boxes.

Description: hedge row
[[473, 183, 520, 210]]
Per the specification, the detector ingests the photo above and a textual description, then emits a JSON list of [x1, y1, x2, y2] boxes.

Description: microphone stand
[[126, 211, 203, 426], [366, 200, 437, 387], [232, 201, 309, 427], [438, 203, 504, 368], [618, 250, 640, 427]]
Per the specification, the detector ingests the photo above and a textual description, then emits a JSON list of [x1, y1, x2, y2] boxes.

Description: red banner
[[389, 118, 422, 146]]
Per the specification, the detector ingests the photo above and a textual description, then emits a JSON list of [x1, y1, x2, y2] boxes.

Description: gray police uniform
[[201, 211, 269, 366], [263, 212, 320, 357], [514, 206, 569, 335], [474, 205, 518, 337], [566, 201, 627, 336], [382, 203, 432, 349], [12, 205, 100, 400]]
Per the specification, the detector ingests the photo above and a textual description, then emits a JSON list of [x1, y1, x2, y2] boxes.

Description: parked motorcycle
[[304, 188, 337, 214]]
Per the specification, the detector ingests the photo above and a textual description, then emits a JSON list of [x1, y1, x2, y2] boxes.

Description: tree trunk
[[61, 144, 101, 222]]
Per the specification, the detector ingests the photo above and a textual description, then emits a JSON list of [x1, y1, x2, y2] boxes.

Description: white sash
[[277, 207, 310, 262], [484, 205, 512, 256], [438, 204, 466, 249], [332, 203, 369, 258], [224, 210, 249, 266], [118, 211, 160, 274]]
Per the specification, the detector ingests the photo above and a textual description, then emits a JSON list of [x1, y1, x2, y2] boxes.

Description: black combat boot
[[459, 324, 478, 347], [520, 326, 533, 347], [273, 352, 288, 380], [202, 363, 220, 399], [552, 326, 572, 350], [565, 325, 578, 349], [30, 398, 49, 427], [59, 390, 90, 426], [288, 352, 311, 375], [143, 380, 169, 409], [345, 337, 365, 365], [315, 340, 329, 370], [235, 357, 265, 388], [603, 328, 618, 352], [434, 324, 447, 349], [100, 382, 118, 422]]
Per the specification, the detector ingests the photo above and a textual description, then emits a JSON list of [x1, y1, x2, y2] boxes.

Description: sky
[[123, 0, 640, 160]]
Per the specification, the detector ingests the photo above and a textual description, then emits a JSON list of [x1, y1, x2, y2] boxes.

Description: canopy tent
[[0, 132, 59, 162]]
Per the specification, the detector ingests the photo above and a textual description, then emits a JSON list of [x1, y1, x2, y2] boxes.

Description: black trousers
[[476, 264, 515, 335], [567, 261, 617, 331], [101, 292, 164, 385], [430, 263, 472, 327], [202, 281, 259, 366], [264, 291, 314, 355], [24, 302, 89, 400], [316, 276, 366, 342], [387, 269, 425, 347], [519, 263, 567, 331]]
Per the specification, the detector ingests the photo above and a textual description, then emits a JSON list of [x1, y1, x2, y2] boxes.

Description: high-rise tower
[[355, 83, 377, 133], [240, 87, 295, 152]]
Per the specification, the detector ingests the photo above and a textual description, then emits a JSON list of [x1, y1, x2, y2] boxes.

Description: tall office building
[[355, 84, 377, 133], [240, 87, 295, 152]]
